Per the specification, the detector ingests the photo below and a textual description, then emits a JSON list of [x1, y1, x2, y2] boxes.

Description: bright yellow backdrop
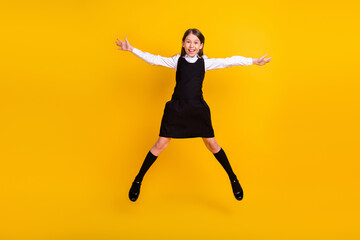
[[1, 0, 360, 239]]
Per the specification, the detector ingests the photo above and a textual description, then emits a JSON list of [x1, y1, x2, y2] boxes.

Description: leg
[[129, 137, 171, 202], [136, 136, 171, 181], [150, 136, 172, 156], [202, 137, 221, 153], [202, 137, 235, 179], [202, 137, 243, 200]]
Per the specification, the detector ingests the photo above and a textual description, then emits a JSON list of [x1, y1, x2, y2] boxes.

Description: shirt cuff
[[247, 57, 253, 65], [132, 47, 140, 54]]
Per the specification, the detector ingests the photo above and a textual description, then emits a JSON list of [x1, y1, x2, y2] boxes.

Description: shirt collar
[[185, 54, 200, 59], [183, 54, 200, 63]]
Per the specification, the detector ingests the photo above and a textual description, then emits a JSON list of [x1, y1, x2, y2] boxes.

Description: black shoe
[[129, 180, 141, 202], [230, 177, 243, 201]]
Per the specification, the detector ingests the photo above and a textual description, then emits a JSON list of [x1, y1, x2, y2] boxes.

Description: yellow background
[[1, 0, 360, 239]]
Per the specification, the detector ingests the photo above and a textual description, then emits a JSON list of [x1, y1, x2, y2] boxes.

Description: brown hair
[[180, 28, 205, 58]]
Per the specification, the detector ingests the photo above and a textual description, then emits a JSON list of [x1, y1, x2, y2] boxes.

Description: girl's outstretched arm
[[204, 53, 272, 71], [204, 55, 253, 71], [116, 36, 178, 70]]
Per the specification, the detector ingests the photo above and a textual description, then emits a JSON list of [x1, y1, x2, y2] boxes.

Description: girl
[[116, 28, 271, 202]]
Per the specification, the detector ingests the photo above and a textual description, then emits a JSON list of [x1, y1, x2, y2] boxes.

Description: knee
[[155, 138, 171, 150], [203, 138, 221, 153]]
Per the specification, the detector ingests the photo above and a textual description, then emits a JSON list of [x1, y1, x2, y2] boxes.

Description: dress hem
[[159, 134, 215, 139]]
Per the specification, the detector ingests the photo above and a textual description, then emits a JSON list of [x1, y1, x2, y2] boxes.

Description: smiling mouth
[[188, 49, 195, 53]]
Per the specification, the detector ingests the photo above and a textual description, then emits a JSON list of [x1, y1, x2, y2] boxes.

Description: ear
[[200, 43, 204, 49], [182, 41, 185, 48]]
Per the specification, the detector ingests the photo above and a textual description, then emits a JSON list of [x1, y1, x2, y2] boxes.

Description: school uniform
[[131, 48, 253, 139]]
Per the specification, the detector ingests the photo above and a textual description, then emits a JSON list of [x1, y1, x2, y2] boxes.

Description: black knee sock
[[213, 148, 237, 181], [134, 150, 158, 182]]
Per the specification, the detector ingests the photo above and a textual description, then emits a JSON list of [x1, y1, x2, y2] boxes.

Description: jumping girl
[[115, 28, 271, 202]]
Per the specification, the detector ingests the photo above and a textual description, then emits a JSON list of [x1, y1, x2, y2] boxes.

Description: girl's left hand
[[253, 53, 272, 66], [116, 36, 134, 52]]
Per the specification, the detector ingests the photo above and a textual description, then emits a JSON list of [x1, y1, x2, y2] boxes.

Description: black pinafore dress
[[159, 56, 215, 138]]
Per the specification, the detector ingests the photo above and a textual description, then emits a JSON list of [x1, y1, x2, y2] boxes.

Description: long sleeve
[[203, 55, 253, 71], [132, 47, 179, 70]]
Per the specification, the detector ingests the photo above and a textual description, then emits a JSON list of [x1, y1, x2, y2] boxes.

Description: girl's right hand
[[116, 36, 134, 51]]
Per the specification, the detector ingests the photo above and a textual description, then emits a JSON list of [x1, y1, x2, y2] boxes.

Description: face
[[182, 33, 203, 57]]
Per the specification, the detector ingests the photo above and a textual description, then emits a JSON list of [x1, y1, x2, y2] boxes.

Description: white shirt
[[131, 48, 253, 72]]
